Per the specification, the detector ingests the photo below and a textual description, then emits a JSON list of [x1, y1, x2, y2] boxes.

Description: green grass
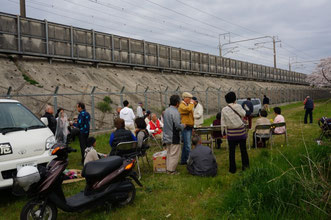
[[22, 74, 40, 86], [1, 100, 330, 219]]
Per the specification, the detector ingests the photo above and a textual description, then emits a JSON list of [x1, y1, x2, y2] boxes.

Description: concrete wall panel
[[146, 55, 156, 66], [0, 34, 17, 50], [22, 37, 45, 54], [159, 46, 168, 58], [120, 52, 128, 62], [21, 20, 44, 37], [96, 48, 111, 61], [73, 29, 92, 45], [0, 15, 17, 33], [49, 25, 70, 41]]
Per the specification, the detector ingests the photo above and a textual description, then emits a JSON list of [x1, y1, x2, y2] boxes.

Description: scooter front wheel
[[20, 199, 57, 220], [118, 182, 136, 206]]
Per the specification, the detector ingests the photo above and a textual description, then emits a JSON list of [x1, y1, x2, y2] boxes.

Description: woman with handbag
[[221, 92, 250, 173]]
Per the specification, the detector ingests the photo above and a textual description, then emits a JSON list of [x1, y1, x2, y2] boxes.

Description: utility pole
[[273, 36, 277, 68], [218, 32, 230, 57], [20, 0, 26, 17], [219, 35, 280, 68]]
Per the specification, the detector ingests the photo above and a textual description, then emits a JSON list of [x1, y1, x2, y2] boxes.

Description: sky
[[1, 0, 331, 74]]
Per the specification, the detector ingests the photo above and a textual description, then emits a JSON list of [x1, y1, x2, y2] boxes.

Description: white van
[[236, 98, 262, 116], [0, 99, 56, 189]]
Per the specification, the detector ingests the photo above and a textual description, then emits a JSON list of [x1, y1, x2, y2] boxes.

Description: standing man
[[178, 92, 194, 165], [304, 96, 314, 124], [242, 98, 254, 129], [73, 102, 90, 165], [263, 95, 270, 112], [136, 102, 144, 118], [163, 95, 185, 174], [192, 97, 204, 128], [120, 100, 136, 134], [43, 104, 57, 135]]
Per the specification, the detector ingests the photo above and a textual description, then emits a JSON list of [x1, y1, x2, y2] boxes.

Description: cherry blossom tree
[[306, 57, 331, 87]]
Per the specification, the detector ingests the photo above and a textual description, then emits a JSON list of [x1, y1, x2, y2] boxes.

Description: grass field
[[1, 99, 330, 219]]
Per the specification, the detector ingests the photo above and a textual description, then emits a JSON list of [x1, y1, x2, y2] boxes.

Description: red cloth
[[149, 120, 162, 136]]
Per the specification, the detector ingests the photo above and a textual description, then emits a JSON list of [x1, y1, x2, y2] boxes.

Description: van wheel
[[118, 182, 136, 206], [20, 199, 57, 220]]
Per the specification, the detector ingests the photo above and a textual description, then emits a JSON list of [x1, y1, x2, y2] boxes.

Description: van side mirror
[[41, 117, 48, 126]]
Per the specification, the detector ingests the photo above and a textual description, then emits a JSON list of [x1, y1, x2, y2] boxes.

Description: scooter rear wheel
[[118, 182, 136, 206], [20, 199, 57, 220]]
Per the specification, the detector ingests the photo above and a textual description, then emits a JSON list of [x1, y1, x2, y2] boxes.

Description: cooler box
[[153, 150, 167, 173]]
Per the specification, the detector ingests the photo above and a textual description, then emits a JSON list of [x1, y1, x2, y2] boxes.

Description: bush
[[103, 96, 113, 104], [97, 97, 112, 113]]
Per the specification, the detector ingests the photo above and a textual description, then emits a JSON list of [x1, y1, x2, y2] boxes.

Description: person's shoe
[[167, 171, 180, 175]]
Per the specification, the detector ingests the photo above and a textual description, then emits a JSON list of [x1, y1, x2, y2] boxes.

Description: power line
[[23, 0, 219, 50], [174, 0, 322, 64]]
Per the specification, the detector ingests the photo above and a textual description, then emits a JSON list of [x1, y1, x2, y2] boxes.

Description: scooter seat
[[82, 156, 123, 179]]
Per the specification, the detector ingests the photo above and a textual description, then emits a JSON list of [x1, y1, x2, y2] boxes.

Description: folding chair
[[147, 130, 163, 150], [254, 124, 272, 149], [114, 141, 143, 179], [271, 122, 288, 147], [138, 137, 151, 168], [245, 124, 251, 150]]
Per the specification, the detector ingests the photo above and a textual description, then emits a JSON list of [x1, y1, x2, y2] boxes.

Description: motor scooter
[[15, 144, 142, 220]]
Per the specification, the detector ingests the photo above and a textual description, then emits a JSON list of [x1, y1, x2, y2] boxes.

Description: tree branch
[[321, 68, 331, 83]]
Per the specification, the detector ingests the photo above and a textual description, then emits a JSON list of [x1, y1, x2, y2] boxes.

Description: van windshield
[[0, 103, 45, 131]]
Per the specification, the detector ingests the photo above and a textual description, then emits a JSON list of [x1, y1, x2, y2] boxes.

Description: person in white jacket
[[136, 102, 144, 118], [192, 97, 204, 127], [120, 100, 136, 134]]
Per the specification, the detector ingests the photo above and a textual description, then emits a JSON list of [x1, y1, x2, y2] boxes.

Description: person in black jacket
[[263, 95, 270, 112], [43, 104, 57, 135], [109, 118, 137, 155], [187, 135, 217, 177], [242, 98, 254, 129], [304, 96, 314, 124]]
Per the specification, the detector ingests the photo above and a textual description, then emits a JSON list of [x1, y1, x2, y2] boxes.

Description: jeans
[[304, 108, 313, 124], [228, 139, 249, 173], [181, 126, 193, 164]]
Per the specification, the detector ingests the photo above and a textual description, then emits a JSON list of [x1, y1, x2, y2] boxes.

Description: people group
[[42, 91, 314, 177]]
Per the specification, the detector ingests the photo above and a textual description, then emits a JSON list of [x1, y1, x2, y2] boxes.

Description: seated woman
[[109, 118, 137, 155], [212, 112, 223, 149], [253, 109, 271, 148], [84, 137, 106, 165], [135, 117, 149, 152], [273, 107, 286, 134]]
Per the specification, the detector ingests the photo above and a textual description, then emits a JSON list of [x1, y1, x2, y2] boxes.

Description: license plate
[[17, 162, 37, 171]]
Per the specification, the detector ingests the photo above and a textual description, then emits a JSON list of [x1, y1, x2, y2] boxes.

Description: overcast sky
[[1, 0, 331, 74]]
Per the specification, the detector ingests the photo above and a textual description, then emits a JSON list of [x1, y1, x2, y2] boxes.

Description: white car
[[236, 98, 262, 116], [0, 99, 56, 189]]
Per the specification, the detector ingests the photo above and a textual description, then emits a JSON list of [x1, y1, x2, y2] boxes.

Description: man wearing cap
[[192, 97, 204, 128], [136, 102, 144, 118], [178, 92, 195, 165]]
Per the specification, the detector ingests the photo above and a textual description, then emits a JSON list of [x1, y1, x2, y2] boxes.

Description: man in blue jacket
[[242, 98, 254, 129], [304, 96, 314, 124], [73, 102, 90, 164]]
